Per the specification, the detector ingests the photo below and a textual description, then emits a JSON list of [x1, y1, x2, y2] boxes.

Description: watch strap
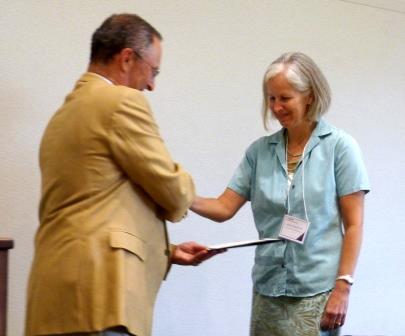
[[336, 274, 354, 285]]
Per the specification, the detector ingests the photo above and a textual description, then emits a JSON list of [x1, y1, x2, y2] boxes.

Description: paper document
[[208, 238, 282, 250]]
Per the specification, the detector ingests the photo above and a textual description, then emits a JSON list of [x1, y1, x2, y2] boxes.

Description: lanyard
[[285, 137, 310, 224]]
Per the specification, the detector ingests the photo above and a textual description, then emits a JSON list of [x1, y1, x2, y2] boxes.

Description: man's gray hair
[[90, 13, 162, 64]]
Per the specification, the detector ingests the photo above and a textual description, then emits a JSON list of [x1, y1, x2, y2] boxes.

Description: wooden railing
[[0, 238, 13, 336]]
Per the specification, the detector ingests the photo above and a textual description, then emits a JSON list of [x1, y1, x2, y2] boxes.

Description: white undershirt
[[92, 72, 113, 85], [287, 172, 294, 188]]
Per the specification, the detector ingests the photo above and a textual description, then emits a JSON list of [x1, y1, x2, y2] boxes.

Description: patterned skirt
[[250, 290, 341, 336]]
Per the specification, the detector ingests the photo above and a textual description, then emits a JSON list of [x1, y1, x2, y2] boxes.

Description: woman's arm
[[321, 190, 365, 330], [190, 188, 247, 222]]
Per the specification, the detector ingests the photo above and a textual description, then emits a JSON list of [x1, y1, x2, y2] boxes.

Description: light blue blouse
[[228, 119, 370, 297]]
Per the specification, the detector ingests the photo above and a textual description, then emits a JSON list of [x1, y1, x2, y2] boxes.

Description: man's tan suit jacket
[[25, 73, 195, 336]]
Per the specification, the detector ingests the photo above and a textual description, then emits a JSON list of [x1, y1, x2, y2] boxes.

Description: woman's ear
[[307, 92, 314, 106]]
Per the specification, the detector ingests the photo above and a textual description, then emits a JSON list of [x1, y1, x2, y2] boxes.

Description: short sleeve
[[228, 143, 257, 200], [334, 132, 370, 197]]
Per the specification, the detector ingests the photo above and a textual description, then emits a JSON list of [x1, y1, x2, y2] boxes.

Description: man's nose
[[146, 78, 156, 91]]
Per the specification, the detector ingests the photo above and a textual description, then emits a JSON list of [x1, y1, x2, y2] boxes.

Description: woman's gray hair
[[261, 52, 331, 130]]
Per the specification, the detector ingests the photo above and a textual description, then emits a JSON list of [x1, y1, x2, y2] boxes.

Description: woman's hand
[[320, 281, 351, 330]]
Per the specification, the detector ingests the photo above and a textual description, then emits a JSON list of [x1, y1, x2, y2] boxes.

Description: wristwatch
[[336, 274, 354, 285]]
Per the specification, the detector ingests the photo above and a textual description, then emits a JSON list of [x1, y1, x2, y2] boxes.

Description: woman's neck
[[286, 121, 316, 154]]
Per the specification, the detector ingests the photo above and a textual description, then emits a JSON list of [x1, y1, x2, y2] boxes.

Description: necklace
[[287, 151, 303, 157]]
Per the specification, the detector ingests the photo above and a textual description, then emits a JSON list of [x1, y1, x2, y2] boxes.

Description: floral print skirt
[[250, 290, 341, 336]]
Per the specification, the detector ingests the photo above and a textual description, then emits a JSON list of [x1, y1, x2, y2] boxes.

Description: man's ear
[[119, 48, 134, 72]]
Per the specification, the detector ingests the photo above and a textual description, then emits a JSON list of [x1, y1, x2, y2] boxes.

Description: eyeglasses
[[132, 49, 160, 78]]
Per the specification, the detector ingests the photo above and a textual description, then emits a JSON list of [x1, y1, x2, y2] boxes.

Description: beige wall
[[1, 1, 404, 335]]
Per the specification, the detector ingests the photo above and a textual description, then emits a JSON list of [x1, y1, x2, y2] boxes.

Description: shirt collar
[[90, 72, 114, 85], [268, 119, 334, 144]]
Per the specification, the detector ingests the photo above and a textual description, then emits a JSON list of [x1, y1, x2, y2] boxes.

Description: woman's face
[[266, 73, 313, 130]]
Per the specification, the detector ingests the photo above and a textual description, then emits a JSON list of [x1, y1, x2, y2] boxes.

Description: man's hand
[[171, 241, 224, 266]]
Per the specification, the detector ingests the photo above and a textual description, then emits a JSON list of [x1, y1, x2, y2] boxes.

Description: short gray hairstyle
[[262, 52, 331, 130]]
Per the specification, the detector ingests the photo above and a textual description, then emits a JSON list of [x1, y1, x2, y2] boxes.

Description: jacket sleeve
[[109, 90, 195, 222]]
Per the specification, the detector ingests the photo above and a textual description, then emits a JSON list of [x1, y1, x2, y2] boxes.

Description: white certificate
[[208, 238, 282, 250]]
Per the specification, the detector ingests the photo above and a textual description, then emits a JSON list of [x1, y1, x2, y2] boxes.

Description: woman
[[191, 52, 369, 336]]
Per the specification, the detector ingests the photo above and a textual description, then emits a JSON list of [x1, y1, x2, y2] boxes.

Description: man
[[26, 14, 215, 336]]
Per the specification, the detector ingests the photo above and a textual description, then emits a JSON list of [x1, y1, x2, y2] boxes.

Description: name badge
[[279, 214, 310, 244]]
